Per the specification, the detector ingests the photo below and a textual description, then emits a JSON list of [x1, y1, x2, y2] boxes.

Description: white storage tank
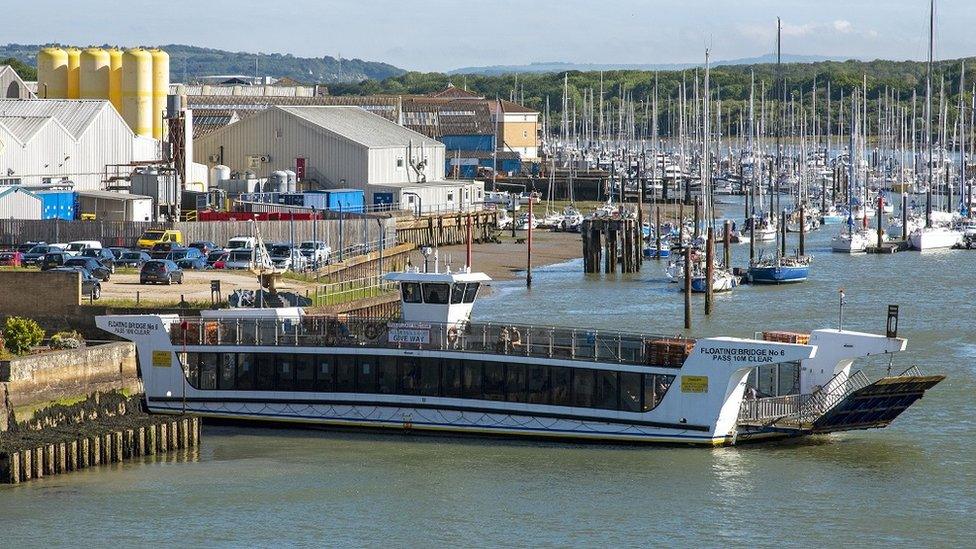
[[210, 164, 231, 187], [270, 170, 288, 193], [284, 169, 297, 192]]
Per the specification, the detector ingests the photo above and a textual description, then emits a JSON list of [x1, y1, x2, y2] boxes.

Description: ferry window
[[462, 360, 483, 398], [778, 362, 800, 396], [422, 283, 450, 304], [399, 358, 421, 394], [377, 356, 397, 394], [255, 355, 275, 390], [442, 359, 462, 397], [450, 283, 465, 304], [551, 367, 572, 405], [419, 358, 440, 396], [642, 374, 674, 411], [200, 354, 218, 390], [336, 355, 356, 392], [483, 361, 506, 400], [526, 365, 550, 404], [315, 355, 334, 391], [757, 365, 777, 397], [573, 369, 595, 408], [183, 353, 200, 387], [296, 355, 315, 391], [219, 353, 236, 390], [593, 370, 618, 410], [506, 363, 527, 402], [402, 282, 422, 303], [276, 355, 296, 391], [619, 372, 642, 412], [357, 357, 377, 393], [462, 283, 480, 303], [236, 353, 254, 390]]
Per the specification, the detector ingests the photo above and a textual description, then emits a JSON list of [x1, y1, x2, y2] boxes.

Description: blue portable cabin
[[36, 190, 77, 220], [440, 134, 495, 152], [305, 189, 365, 213]]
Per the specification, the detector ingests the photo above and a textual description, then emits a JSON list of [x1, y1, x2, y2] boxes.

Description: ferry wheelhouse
[[97, 267, 943, 446]]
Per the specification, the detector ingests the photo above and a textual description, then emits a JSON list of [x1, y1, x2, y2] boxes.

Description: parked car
[[299, 240, 331, 267], [108, 247, 128, 260], [270, 243, 307, 271], [0, 251, 23, 267], [208, 251, 229, 269], [63, 256, 111, 281], [137, 229, 183, 250], [81, 247, 117, 273], [49, 267, 101, 300], [150, 242, 182, 259], [40, 252, 69, 271], [17, 241, 45, 253], [22, 244, 53, 266], [169, 247, 207, 270], [140, 260, 184, 285], [64, 240, 102, 256], [226, 236, 256, 251], [188, 241, 218, 255], [223, 249, 254, 270], [117, 250, 152, 268]]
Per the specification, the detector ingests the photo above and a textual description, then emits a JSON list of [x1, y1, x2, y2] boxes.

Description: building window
[[447, 192, 454, 202], [397, 158, 404, 168]]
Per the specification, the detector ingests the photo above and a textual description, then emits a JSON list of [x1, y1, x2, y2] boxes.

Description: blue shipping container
[[37, 191, 77, 220], [305, 189, 365, 213]]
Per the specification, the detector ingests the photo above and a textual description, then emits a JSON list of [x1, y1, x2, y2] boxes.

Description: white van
[[65, 240, 102, 256], [226, 236, 256, 251], [224, 248, 254, 270]]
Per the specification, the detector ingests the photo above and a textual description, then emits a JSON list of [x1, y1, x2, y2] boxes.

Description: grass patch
[[95, 297, 224, 309]]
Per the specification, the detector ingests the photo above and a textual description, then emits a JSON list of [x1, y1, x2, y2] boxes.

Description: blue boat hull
[[748, 265, 809, 284], [643, 247, 671, 258]]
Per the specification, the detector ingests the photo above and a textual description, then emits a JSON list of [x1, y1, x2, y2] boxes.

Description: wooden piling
[[32, 447, 43, 479], [683, 246, 692, 330], [693, 198, 701, 240], [799, 205, 806, 256], [723, 220, 731, 267], [527, 198, 533, 287], [877, 194, 884, 248], [705, 227, 714, 315], [655, 207, 662, 261], [44, 444, 55, 475], [901, 193, 908, 240], [780, 210, 787, 257], [6, 452, 19, 484]]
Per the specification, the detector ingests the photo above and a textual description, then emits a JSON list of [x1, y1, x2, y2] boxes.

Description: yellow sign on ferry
[[681, 375, 708, 393], [152, 350, 171, 368]]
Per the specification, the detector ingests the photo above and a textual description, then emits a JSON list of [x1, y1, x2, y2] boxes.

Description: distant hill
[[0, 43, 406, 84], [448, 54, 854, 75]]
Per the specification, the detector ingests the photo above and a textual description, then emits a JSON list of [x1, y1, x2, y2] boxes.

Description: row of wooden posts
[[0, 416, 201, 484]]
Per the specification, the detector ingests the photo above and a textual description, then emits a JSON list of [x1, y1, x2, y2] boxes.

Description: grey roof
[[0, 115, 52, 144], [275, 105, 442, 149], [0, 99, 111, 139]]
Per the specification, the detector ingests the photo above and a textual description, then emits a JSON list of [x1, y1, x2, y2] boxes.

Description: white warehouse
[[194, 105, 447, 188], [0, 99, 160, 191]]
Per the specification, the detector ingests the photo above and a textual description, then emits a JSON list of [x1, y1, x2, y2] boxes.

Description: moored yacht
[[96, 268, 943, 446]]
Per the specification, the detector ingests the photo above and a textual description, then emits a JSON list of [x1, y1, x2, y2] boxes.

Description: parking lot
[[100, 269, 320, 303]]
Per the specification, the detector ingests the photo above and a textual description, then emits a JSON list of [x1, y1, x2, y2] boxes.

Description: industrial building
[[0, 99, 160, 190], [76, 189, 153, 222], [0, 65, 34, 99]]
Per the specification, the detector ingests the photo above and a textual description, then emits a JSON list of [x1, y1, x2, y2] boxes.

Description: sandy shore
[[408, 230, 582, 281]]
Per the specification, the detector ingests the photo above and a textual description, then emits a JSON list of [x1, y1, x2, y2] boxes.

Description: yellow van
[[137, 229, 183, 250]]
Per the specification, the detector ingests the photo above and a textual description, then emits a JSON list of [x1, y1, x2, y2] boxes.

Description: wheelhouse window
[[450, 283, 465, 304], [422, 283, 450, 304], [402, 282, 422, 303], [462, 283, 480, 303]]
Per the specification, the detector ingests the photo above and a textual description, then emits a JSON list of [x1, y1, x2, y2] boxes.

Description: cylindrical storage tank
[[79, 48, 110, 99], [210, 164, 231, 187], [36, 47, 68, 98], [270, 171, 288, 193], [149, 49, 170, 140], [107, 48, 123, 112], [121, 48, 153, 138], [65, 48, 81, 98], [284, 170, 297, 192]]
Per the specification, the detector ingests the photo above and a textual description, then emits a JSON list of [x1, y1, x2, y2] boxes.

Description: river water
[[2, 199, 973, 546]]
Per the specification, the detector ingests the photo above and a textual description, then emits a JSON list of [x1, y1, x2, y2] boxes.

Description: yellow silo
[[79, 48, 110, 100], [149, 49, 170, 140], [65, 47, 81, 98], [108, 48, 123, 113], [36, 47, 68, 98], [121, 48, 153, 138]]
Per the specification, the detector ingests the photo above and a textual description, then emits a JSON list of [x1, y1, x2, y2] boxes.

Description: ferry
[[96, 266, 943, 446]]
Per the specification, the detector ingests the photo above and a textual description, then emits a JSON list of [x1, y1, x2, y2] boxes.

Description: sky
[[4, 0, 975, 71]]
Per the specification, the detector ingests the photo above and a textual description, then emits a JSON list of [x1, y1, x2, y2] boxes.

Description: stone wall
[[0, 342, 142, 431]]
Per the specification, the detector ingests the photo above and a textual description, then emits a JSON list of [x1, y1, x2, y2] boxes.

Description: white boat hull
[[908, 228, 963, 250]]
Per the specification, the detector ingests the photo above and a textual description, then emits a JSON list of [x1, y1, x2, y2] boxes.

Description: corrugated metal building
[[77, 190, 154, 222], [0, 65, 34, 99], [194, 105, 445, 188], [0, 99, 160, 191], [0, 186, 42, 219]]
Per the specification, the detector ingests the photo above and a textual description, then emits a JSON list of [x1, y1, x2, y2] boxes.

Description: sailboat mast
[[925, 0, 934, 227]]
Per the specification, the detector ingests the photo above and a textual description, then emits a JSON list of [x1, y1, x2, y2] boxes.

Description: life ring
[[447, 327, 459, 345], [364, 323, 380, 340]]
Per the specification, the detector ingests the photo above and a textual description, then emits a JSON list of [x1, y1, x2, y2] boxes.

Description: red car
[[0, 251, 23, 267], [211, 252, 229, 270]]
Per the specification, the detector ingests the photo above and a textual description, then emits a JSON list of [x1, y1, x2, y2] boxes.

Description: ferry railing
[[173, 316, 670, 367], [796, 369, 871, 423], [738, 394, 806, 422]]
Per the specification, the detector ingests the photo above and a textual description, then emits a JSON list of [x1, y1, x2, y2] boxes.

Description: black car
[[17, 241, 45, 253], [188, 241, 218, 255], [63, 256, 111, 281], [140, 260, 184, 285], [108, 247, 128, 260], [150, 242, 181, 259], [40, 252, 69, 271], [49, 267, 101, 300], [81, 247, 117, 273], [22, 244, 53, 266], [117, 250, 151, 268]]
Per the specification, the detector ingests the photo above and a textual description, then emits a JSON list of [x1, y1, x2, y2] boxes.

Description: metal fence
[[314, 275, 397, 306]]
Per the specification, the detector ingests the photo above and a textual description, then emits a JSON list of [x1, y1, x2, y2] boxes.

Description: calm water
[[2, 199, 974, 547]]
